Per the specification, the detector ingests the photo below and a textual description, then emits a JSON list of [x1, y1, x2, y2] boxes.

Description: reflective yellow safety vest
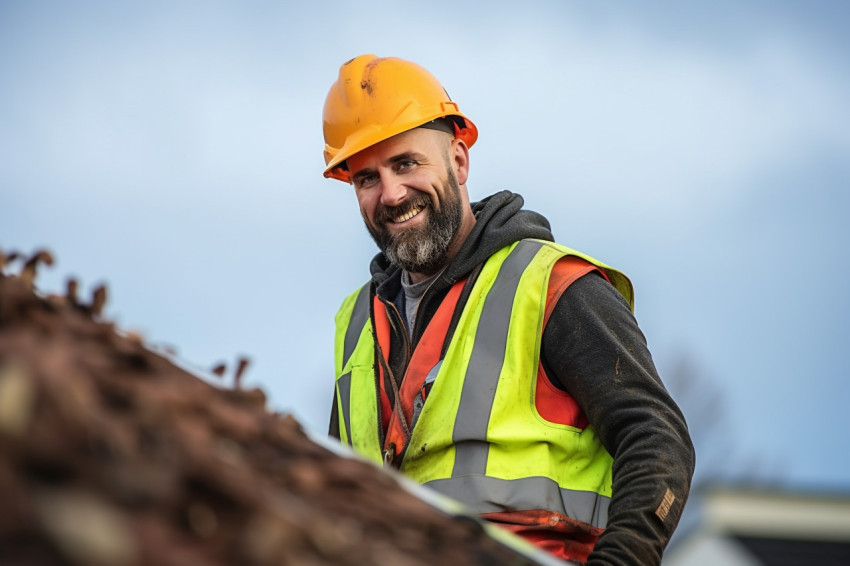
[[333, 239, 633, 530]]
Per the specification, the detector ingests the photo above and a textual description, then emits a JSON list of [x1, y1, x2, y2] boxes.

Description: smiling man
[[348, 125, 474, 281], [324, 54, 695, 566]]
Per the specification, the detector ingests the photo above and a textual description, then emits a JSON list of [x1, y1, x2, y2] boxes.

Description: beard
[[365, 167, 463, 276]]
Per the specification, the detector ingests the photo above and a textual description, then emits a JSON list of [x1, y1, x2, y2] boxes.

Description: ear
[[451, 138, 470, 186]]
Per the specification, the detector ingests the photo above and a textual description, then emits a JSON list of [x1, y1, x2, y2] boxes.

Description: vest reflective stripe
[[334, 283, 369, 447], [423, 240, 610, 528], [452, 239, 544, 477], [334, 239, 632, 526], [337, 371, 353, 445], [334, 283, 381, 460], [342, 283, 371, 369], [424, 476, 609, 528]]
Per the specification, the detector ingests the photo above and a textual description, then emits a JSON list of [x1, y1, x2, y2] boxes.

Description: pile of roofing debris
[[0, 249, 553, 566]]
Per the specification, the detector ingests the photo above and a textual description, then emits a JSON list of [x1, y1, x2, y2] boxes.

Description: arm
[[541, 272, 695, 566]]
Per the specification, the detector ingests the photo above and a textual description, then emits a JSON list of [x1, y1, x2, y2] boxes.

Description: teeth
[[392, 206, 423, 223]]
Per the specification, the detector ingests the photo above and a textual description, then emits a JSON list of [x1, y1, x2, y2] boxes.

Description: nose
[[379, 173, 408, 207]]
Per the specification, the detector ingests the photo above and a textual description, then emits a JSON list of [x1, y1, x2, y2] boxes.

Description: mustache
[[374, 194, 431, 225]]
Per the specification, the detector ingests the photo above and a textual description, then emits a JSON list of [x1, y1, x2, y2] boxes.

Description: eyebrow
[[389, 151, 425, 165], [351, 151, 427, 184]]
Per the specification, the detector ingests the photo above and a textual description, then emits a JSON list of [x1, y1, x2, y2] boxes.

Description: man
[[324, 54, 695, 565]]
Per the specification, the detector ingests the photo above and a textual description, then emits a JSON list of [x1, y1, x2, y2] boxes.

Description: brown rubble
[[0, 249, 546, 566]]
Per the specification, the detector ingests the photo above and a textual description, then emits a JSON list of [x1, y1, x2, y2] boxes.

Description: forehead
[[346, 127, 449, 172]]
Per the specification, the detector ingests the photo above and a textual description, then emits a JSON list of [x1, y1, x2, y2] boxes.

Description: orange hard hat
[[322, 54, 478, 182]]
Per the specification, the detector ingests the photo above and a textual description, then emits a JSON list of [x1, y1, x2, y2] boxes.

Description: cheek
[[429, 181, 451, 208], [356, 191, 378, 222], [400, 173, 440, 204]]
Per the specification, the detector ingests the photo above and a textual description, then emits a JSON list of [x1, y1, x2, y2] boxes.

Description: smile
[[391, 205, 425, 223]]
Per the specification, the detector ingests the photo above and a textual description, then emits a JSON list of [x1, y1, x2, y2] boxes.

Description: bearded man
[[324, 54, 695, 566]]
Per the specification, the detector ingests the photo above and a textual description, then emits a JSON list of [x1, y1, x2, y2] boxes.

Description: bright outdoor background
[[3, 0, 848, 518]]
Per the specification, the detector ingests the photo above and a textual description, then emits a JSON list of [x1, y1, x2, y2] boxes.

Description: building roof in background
[[664, 487, 850, 566]]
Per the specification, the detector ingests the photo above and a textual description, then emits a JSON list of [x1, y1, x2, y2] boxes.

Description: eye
[[355, 173, 379, 189], [395, 159, 417, 173]]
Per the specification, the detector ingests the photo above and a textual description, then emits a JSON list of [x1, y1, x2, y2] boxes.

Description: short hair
[[417, 117, 457, 136]]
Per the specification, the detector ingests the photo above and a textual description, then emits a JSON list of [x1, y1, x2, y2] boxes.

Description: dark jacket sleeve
[[541, 272, 695, 566]]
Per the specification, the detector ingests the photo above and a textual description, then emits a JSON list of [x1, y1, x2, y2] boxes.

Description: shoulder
[[531, 239, 634, 310], [335, 281, 371, 325], [543, 256, 637, 346], [553, 270, 633, 319]]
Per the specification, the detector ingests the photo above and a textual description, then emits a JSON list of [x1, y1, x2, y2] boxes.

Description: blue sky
[[3, 1, 849, 493]]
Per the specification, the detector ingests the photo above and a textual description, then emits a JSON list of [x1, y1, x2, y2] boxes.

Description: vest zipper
[[381, 298, 412, 467], [391, 271, 451, 467], [385, 300, 411, 370], [368, 287, 386, 450], [378, 270, 447, 467]]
